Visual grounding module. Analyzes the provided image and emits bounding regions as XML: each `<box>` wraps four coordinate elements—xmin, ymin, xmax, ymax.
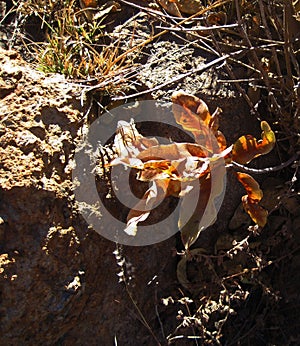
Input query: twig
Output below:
<box><xmin>283</xmin><ymin>4</ymin><xmax>295</xmax><ymax>93</ymax></box>
<box><xmin>258</xmin><ymin>0</ymin><xmax>284</xmax><ymax>88</ymax></box>
<box><xmin>234</xmin><ymin>0</ymin><xmax>283</xmax><ymax>116</ymax></box>
<box><xmin>154</xmin><ymin>287</ymin><xmax>165</xmax><ymax>340</ymax></box>
<box><xmin>111</xmin><ymin>51</ymin><xmax>244</xmax><ymax>101</ymax></box>
<box><xmin>156</xmin><ymin>23</ymin><xmax>239</xmax><ymax>32</ymax></box>
<box><xmin>228</xmin><ymin>57</ymin><xmax>260</xmax><ymax>74</ymax></box>
<box><xmin>178</xmin><ymin>288</ymin><xmax>200</xmax><ymax>346</ymax></box>
<box><xmin>180</xmin><ymin>32</ymin><xmax>221</xmax><ymax>56</ymax></box>
<box><xmin>222</xmin><ymin>244</ymin><xmax>300</xmax><ymax>283</ymax></box>
<box><xmin>168</xmin><ymin>335</ymin><xmax>206</xmax><ymax>342</ymax></box>
<box><xmin>118</xmin><ymin>0</ymin><xmax>204</xmax><ymax>21</ymax></box>
<box><xmin>209</xmin><ymin>32</ymin><xmax>262</xmax><ymax>120</ymax></box>
<box><xmin>217</xmin><ymin>78</ymin><xmax>261</xmax><ymax>83</ymax></box>
<box><xmin>229</xmin><ymin>153</ymin><xmax>299</xmax><ymax>174</ymax></box>
<box><xmin>111</xmin><ymin>0</ymin><xmax>234</xmax><ymax>68</ymax></box>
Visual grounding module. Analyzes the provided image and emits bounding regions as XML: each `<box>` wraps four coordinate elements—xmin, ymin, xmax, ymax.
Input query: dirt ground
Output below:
<box><xmin>1</xmin><ymin>1</ymin><xmax>300</xmax><ymax>345</ymax></box>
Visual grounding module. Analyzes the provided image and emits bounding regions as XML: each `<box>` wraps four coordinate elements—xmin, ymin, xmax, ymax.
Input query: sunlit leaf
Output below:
<box><xmin>172</xmin><ymin>91</ymin><xmax>225</xmax><ymax>153</ymax></box>
<box><xmin>236</xmin><ymin>172</ymin><xmax>263</xmax><ymax>202</ymax></box>
<box><xmin>232</xmin><ymin>121</ymin><xmax>276</xmax><ymax>164</ymax></box>
<box><xmin>236</xmin><ymin>172</ymin><xmax>268</xmax><ymax>227</ymax></box>
<box><xmin>124</xmin><ymin>178</ymin><xmax>181</xmax><ymax>235</ymax></box>
<box><xmin>137</xmin><ymin>157</ymin><xmax>210</xmax><ymax>182</ymax></box>
<box><xmin>172</xmin><ymin>90</ymin><xmax>212</xmax><ymax>127</ymax></box>
<box><xmin>125</xmin><ymin>180</ymin><xmax>166</xmax><ymax>235</ymax></box>
<box><xmin>180</xmin><ymin>159</ymin><xmax>226</xmax><ymax>249</ymax></box>
<box><xmin>114</xmin><ymin>120</ymin><xmax>159</xmax><ymax>158</ymax></box>
<box><xmin>241</xmin><ymin>195</ymin><xmax>268</xmax><ymax>228</ymax></box>
<box><xmin>138</xmin><ymin>142</ymin><xmax>207</xmax><ymax>161</ymax></box>
<box><xmin>108</xmin><ymin>156</ymin><xmax>144</xmax><ymax>169</ymax></box>
<box><xmin>137</xmin><ymin>143</ymin><xmax>229</xmax><ymax>183</ymax></box>
<box><xmin>215</xmin><ymin>130</ymin><xmax>227</xmax><ymax>151</ymax></box>
<box><xmin>138</xmin><ymin>160</ymin><xmax>177</xmax><ymax>181</ymax></box>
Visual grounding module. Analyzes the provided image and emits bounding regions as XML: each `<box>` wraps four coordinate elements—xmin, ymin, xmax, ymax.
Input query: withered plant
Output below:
<box><xmin>108</xmin><ymin>91</ymin><xmax>276</xmax><ymax>249</ymax></box>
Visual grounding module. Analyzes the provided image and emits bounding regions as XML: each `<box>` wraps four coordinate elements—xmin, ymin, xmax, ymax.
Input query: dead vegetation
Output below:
<box><xmin>1</xmin><ymin>0</ymin><xmax>300</xmax><ymax>345</ymax></box>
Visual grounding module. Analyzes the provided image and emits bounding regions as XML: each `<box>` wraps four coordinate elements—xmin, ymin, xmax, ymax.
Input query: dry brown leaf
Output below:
<box><xmin>110</xmin><ymin>117</ymin><xmax>229</xmax><ymax>241</ymax></box>
<box><xmin>125</xmin><ymin>180</ymin><xmax>168</xmax><ymax>236</ymax></box>
<box><xmin>137</xmin><ymin>142</ymin><xmax>207</xmax><ymax>161</ymax></box>
<box><xmin>113</xmin><ymin>120</ymin><xmax>159</xmax><ymax>159</ymax></box>
<box><xmin>236</xmin><ymin>172</ymin><xmax>268</xmax><ymax>228</ymax></box>
<box><xmin>180</xmin><ymin>174</ymin><xmax>212</xmax><ymax>249</ymax></box>
<box><xmin>172</xmin><ymin>91</ymin><xmax>211</xmax><ymax>128</ymax></box>
<box><xmin>172</xmin><ymin>91</ymin><xmax>226</xmax><ymax>153</ymax></box>
<box><xmin>215</xmin><ymin>130</ymin><xmax>227</xmax><ymax>151</ymax></box>
<box><xmin>236</xmin><ymin>172</ymin><xmax>263</xmax><ymax>202</ymax></box>
<box><xmin>232</xmin><ymin>121</ymin><xmax>276</xmax><ymax>164</ymax></box>
<box><xmin>241</xmin><ymin>196</ymin><xmax>268</xmax><ymax>228</ymax></box>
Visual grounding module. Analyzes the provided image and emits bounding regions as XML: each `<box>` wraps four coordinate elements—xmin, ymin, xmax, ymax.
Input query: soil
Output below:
<box><xmin>1</xmin><ymin>1</ymin><xmax>300</xmax><ymax>345</ymax></box>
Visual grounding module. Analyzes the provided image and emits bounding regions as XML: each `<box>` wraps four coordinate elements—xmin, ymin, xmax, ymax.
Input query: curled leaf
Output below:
<box><xmin>241</xmin><ymin>196</ymin><xmax>268</xmax><ymax>228</ymax></box>
<box><xmin>215</xmin><ymin>130</ymin><xmax>227</xmax><ymax>151</ymax></box>
<box><xmin>138</xmin><ymin>160</ymin><xmax>178</xmax><ymax>181</ymax></box>
<box><xmin>172</xmin><ymin>90</ymin><xmax>211</xmax><ymax>128</ymax></box>
<box><xmin>180</xmin><ymin>175</ymin><xmax>212</xmax><ymax>249</ymax></box>
<box><xmin>171</xmin><ymin>91</ymin><xmax>225</xmax><ymax>153</ymax></box>
<box><xmin>136</xmin><ymin>142</ymin><xmax>211</xmax><ymax>182</ymax></box>
<box><xmin>125</xmin><ymin>180</ymin><xmax>168</xmax><ymax>236</ymax></box>
<box><xmin>236</xmin><ymin>172</ymin><xmax>268</xmax><ymax>227</ymax></box>
<box><xmin>236</xmin><ymin>172</ymin><xmax>263</xmax><ymax>201</ymax></box>
<box><xmin>232</xmin><ymin>121</ymin><xmax>276</xmax><ymax>164</ymax></box>
<box><xmin>125</xmin><ymin>179</ymin><xmax>182</xmax><ymax>235</ymax></box>
<box><xmin>137</xmin><ymin>142</ymin><xmax>207</xmax><ymax>161</ymax></box>
<box><xmin>137</xmin><ymin>157</ymin><xmax>210</xmax><ymax>182</ymax></box>
<box><xmin>113</xmin><ymin>120</ymin><xmax>158</xmax><ymax>159</ymax></box>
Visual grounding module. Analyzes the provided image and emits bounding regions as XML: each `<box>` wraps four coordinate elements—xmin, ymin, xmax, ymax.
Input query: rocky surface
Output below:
<box><xmin>0</xmin><ymin>48</ymin><xmax>179</xmax><ymax>345</ymax></box>
<box><xmin>0</xmin><ymin>10</ymin><xmax>299</xmax><ymax>342</ymax></box>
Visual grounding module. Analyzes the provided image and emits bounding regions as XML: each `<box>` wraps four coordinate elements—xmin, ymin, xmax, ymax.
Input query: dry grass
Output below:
<box><xmin>15</xmin><ymin>0</ymin><xmax>143</xmax><ymax>91</ymax></box>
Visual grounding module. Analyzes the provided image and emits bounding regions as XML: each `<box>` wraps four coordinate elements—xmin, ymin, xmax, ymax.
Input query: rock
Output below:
<box><xmin>0</xmin><ymin>47</ymin><xmax>177</xmax><ymax>345</ymax></box>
